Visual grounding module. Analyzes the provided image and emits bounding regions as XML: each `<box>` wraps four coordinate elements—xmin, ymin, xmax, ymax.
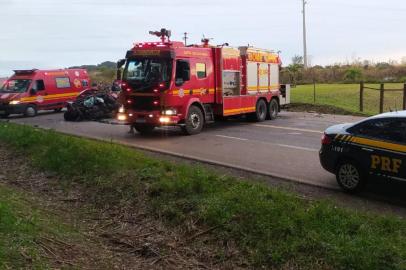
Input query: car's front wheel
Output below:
<box><xmin>24</xmin><ymin>105</ymin><xmax>37</xmax><ymax>117</ymax></box>
<box><xmin>336</xmin><ymin>160</ymin><xmax>366</xmax><ymax>193</ymax></box>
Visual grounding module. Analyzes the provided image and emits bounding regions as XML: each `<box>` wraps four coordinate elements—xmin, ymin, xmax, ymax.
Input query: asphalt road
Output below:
<box><xmin>7</xmin><ymin>110</ymin><xmax>364</xmax><ymax>190</ymax></box>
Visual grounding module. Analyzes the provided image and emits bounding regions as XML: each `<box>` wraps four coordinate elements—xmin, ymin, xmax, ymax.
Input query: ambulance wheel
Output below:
<box><xmin>24</xmin><ymin>105</ymin><xmax>37</xmax><ymax>117</ymax></box>
<box><xmin>248</xmin><ymin>99</ymin><xmax>267</xmax><ymax>122</ymax></box>
<box><xmin>336</xmin><ymin>160</ymin><xmax>367</xmax><ymax>193</ymax></box>
<box><xmin>268</xmin><ymin>99</ymin><xmax>279</xmax><ymax>120</ymax></box>
<box><xmin>134</xmin><ymin>124</ymin><xmax>155</xmax><ymax>135</ymax></box>
<box><xmin>182</xmin><ymin>105</ymin><xmax>204</xmax><ymax>135</ymax></box>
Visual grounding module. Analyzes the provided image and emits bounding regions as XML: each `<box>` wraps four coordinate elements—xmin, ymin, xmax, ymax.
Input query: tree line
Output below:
<box><xmin>281</xmin><ymin>55</ymin><xmax>406</xmax><ymax>85</ymax></box>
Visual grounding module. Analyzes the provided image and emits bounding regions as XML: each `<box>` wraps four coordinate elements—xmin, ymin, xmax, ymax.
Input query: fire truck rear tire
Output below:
<box><xmin>182</xmin><ymin>105</ymin><xmax>204</xmax><ymax>135</ymax></box>
<box><xmin>134</xmin><ymin>124</ymin><xmax>155</xmax><ymax>135</ymax></box>
<box><xmin>268</xmin><ymin>99</ymin><xmax>279</xmax><ymax>120</ymax></box>
<box><xmin>248</xmin><ymin>99</ymin><xmax>267</xmax><ymax>122</ymax></box>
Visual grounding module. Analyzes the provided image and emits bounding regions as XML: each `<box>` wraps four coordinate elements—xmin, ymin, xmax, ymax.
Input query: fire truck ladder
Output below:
<box><xmin>203</xmin><ymin>104</ymin><xmax>215</xmax><ymax>123</ymax></box>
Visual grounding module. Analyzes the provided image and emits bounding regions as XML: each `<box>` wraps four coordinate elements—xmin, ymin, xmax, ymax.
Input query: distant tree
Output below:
<box><xmin>344</xmin><ymin>67</ymin><xmax>363</xmax><ymax>82</ymax></box>
<box><xmin>292</xmin><ymin>55</ymin><xmax>304</xmax><ymax>65</ymax></box>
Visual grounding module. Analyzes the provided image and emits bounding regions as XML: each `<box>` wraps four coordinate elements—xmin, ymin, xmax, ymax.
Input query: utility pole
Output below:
<box><xmin>183</xmin><ymin>32</ymin><xmax>188</xmax><ymax>46</ymax></box>
<box><xmin>302</xmin><ymin>0</ymin><xmax>308</xmax><ymax>69</ymax></box>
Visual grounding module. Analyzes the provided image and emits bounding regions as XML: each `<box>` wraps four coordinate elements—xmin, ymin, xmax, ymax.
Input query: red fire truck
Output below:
<box><xmin>117</xmin><ymin>29</ymin><xmax>282</xmax><ymax>135</ymax></box>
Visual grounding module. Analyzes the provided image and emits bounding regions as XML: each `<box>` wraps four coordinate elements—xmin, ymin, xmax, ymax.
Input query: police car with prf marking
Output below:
<box><xmin>319</xmin><ymin>111</ymin><xmax>406</xmax><ymax>193</ymax></box>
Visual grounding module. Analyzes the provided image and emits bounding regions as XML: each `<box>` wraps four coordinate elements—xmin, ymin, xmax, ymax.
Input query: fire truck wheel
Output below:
<box><xmin>249</xmin><ymin>99</ymin><xmax>267</xmax><ymax>122</ymax></box>
<box><xmin>24</xmin><ymin>105</ymin><xmax>37</xmax><ymax>117</ymax></box>
<box><xmin>134</xmin><ymin>124</ymin><xmax>155</xmax><ymax>135</ymax></box>
<box><xmin>182</xmin><ymin>105</ymin><xmax>204</xmax><ymax>135</ymax></box>
<box><xmin>54</xmin><ymin>108</ymin><xmax>63</xmax><ymax>113</ymax></box>
<box><xmin>268</xmin><ymin>99</ymin><xmax>279</xmax><ymax>120</ymax></box>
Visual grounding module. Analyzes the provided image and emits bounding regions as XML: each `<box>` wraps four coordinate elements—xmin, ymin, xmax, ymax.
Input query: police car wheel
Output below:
<box><xmin>24</xmin><ymin>105</ymin><xmax>37</xmax><ymax>117</ymax></box>
<box><xmin>336</xmin><ymin>160</ymin><xmax>366</xmax><ymax>193</ymax></box>
<box><xmin>134</xmin><ymin>124</ymin><xmax>155</xmax><ymax>135</ymax></box>
<box><xmin>182</xmin><ymin>105</ymin><xmax>204</xmax><ymax>135</ymax></box>
<box><xmin>268</xmin><ymin>99</ymin><xmax>279</xmax><ymax>120</ymax></box>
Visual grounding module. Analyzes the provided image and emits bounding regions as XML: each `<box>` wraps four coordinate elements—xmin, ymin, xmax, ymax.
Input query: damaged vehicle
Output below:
<box><xmin>64</xmin><ymin>89</ymin><xmax>119</xmax><ymax>121</ymax></box>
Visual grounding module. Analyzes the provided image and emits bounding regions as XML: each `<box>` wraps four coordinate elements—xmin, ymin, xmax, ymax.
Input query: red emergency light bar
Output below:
<box><xmin>13</xmin><ymin>69</ymin><xmax>38</xmax><ymax>75</ymax></box>
<box><xmin>134</xmin><ymin>42</ymin><xmax>171</xmax><ymax>48</ymax></box>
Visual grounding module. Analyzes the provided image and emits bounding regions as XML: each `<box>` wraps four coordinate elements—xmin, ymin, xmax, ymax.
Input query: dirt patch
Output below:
<box><xmin>285</xmin><ymin>103</ymin><xmax>368</xmax><ymax>117</ymax></box>
<box><xmin>0</xmin><ymin>144</ymin><xmax>246</xmax><ymax>269</ymax></box>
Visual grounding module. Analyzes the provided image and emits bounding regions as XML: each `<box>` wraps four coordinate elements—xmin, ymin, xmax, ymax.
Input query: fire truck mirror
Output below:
<box><xmin>117</xmin><ymin>59</ymin><xmax>126</xmax><ymax>68</ymax></box>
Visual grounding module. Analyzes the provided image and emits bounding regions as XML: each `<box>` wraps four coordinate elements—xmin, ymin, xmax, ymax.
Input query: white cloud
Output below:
<box><xmin>0</xmin><ymin>0</ymin><xmax>405</xmax><ymax>75</ymax></box>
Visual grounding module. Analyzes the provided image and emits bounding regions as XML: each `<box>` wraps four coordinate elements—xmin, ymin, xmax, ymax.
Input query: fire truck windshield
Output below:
<box><xmin>123</xmin><ymin>58</ymin><xmax>172</xmax><ymax>89</ymax></box>
<box><xmin>0</xmin><ymin>79</ymin><xmax>32</xmax><ymax>93</ymax></box>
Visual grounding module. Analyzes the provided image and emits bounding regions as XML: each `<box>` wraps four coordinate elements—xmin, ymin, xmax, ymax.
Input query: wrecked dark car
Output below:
<box><xmin>64</xmin><ymin>89</ymin><xmax>119</xmax><ymax>121</ymax></box>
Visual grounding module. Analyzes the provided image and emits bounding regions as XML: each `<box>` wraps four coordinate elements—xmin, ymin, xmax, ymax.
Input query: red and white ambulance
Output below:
<box><xmin>0</xmin><ymin>69</ymin><xmax>90</xmax><ymax>117</ymax></box>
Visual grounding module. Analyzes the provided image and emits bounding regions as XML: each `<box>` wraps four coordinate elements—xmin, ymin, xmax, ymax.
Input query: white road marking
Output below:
<box><xmin>214</xmin><ymin>134</ymin><xmax>318</xmax><ymax>152</ymax></box>
<box><xmin>287</xmin><ymin>132</ymin><xmax>302</xmax><ymax>135</ymax></box>
<box><xmin>215</xmin><ymin>135</ymin><xmax>248</xmax><ymax>141</ymax></box>
<box><xmin>276</xmin><ymin>144</ymin><xmax>319</xmax><ymax>152</ymax></box>
<box><xmin>254</xmin><ymin>124</ymin><xmax>323</xmax><ymax>134</ymax></box>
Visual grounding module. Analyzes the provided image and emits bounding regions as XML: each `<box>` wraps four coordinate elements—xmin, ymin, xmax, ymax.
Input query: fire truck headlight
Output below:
<box><xmin>118</xmin><ymin>106</ymin><xmax>125</xmax><ymax>113</ymax></box>
<box><xmin>159</xmin><ymin>117</ymin><xmax>171</xmax><ymax>123</ymax></box>
<box><xmin>9</xmin><ymin>100</ymin><xmax>20</xmax><ymax>105</ymax></box>
<box><xmin>117</xmin><ymin>113</ymin><xmax>127</xmax><ymax>121</ymax></box>
<box><xmin>162</xmin><ymin>108</ymin><xmax>177</xmax><ymax>115</ymax></box>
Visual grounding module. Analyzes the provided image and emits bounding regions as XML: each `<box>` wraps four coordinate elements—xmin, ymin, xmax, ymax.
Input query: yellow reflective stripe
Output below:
<box><xmin>224</xmin><ymin>106</ymin><xmax>255</xmax><ymax>115</ymax></box>
<box><xmin>172</xmin><ymin>88</ymin><xmax>215</xmax><ymax>96</ymax></box>
<box><xmin>20</xmin><ymin>92</ymin><xmax>78</xmax><ymax>102</ymax></box>
<box><xmin>352</xmin><ymin>137</ymin><xmax>406</xmax><ymax>153</ymax></box>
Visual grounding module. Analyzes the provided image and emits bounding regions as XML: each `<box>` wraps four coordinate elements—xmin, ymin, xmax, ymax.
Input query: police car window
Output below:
<box><xmin>351</xmin><ymin>118</ymin><xmax>406</xmax><ymax>144</ymax></box>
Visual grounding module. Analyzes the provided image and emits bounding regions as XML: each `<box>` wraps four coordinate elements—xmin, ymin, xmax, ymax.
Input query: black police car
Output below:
<box><xmin>319</xmin><ymin>111</ymin><xmax>406</xmax><ymax>193</ymax></box>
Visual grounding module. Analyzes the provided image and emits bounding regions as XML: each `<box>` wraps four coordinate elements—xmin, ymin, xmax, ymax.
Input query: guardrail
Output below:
<box><xmin>359</xmin><ymin>82</ymin><xmax>406</xmax><ymax>113</ymax></box>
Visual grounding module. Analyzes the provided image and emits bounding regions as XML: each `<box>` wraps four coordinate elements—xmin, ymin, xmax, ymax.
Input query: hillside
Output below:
<box><xmin>70</xmin><ymin>61</ymin><xmax>117</xmax><ymax>83</ymax></box>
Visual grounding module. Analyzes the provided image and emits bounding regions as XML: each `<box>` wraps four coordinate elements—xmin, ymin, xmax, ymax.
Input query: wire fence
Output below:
<box><xmin>360</xmin><ymin>82</ymin><xmax>406</xmax><ymax>113</ymax></box>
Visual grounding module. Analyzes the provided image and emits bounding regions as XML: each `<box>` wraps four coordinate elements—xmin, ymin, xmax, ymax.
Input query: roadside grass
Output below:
<box><xmin>0</xmin><ymin>123</ymin><xmax>406</xmax><ymax>269</ymax></box>
<box><xmin>292</xmin><ymin>83</ymin><xmax>404</xmax><ymax>116</ymax></box>
<box><xmin>0</xmin><ymin>184</ymin><xmax>80</xmax><ymax>269</ymax></box>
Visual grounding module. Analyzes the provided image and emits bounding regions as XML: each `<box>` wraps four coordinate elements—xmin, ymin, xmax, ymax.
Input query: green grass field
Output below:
<box><xmin>0</xmin><ymin>123</ymin><xmax>406</xmax><ymax>269</ymax></box>
<box><xmin>291</xmin><ymin>83</ymin><xmax>405</xmax><ymax>115</ymax></box>
<box><xmin>0</xmin><ymin>184</ymin><xmax>83</xmax><ymax>269</ymax></box>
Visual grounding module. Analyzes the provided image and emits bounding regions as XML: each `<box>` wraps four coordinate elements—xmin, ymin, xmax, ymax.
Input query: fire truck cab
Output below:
<box><xmin>118</xmin><ymin>29</ymin><xmax>282</xmax><ymax>135</ymax></box>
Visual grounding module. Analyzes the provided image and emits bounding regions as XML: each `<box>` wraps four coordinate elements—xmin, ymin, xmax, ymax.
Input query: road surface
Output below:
<box><xmin>7</xmin><ymin>111</ymin><xmax>364</xmax><ymax>189</ymax></box>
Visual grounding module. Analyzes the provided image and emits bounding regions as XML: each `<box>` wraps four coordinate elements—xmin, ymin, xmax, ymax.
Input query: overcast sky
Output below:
<box><xmin>0</xmin><ymin>0</ymin><xmax>405</xmax><ymax>76</ymax></box>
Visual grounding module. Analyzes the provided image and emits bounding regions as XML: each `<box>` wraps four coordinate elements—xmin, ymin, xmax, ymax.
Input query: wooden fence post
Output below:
<box><xmin>379</xmin><ymin>83</ymin><xmax>384</xmax><ymax>113</ymax></box>
<box><xmin>359</xmin><ymin>81</ymin><xmax>364</xmax><ymax>112</ymax></box>
<box><xmin>403</xmin><ymin>83</ymin><xmax>406</xmax><ymax>110</ymax></box>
